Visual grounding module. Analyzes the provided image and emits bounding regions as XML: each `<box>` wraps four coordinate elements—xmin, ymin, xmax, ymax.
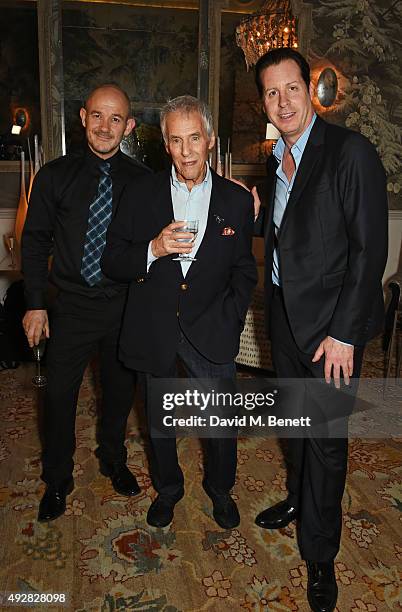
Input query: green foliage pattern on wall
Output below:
<box><xmin>62</xmin><ymin>3</ymin><xmax>198</xmax><ymax>164</ymax></box>
<box><xmin>311</xmin><ymin>0</ymin><xmax>402</xmax><ymax>210</ymax></box>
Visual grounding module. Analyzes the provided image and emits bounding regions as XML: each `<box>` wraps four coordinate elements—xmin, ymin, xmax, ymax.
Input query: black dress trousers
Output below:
<box><xmin>41</xmin><ymin>291</ymin><xmax>135</xmax><ymax>485</ymax></box>
<box><xmin>269</xmin><ymin>286</ymin><xmax>364</xmax><ymax>562</ymax></box>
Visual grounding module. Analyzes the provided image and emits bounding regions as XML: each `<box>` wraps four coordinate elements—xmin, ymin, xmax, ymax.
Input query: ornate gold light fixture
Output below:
<box><xmin>236</xmin><ymin>0</ymin><xmax>298</xmax><ymax>70</ymax></box>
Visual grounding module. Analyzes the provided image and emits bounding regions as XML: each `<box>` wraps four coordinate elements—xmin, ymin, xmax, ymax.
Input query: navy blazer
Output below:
<box><xmin>101</xmin><ymin>168</ymin><xmax>257</xmax><ymax>375</ymax></box>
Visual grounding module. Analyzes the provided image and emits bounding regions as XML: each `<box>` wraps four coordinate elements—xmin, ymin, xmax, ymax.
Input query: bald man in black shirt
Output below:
<box><xmin>22</xmin><ymin>84</ymin><xmax>150</xmax><ymax>521</ymax></box>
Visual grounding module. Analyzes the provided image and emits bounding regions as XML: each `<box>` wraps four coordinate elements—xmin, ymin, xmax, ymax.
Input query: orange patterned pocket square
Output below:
<box><xmin>221</xmin><ymin>227</ymin><xmax>235</xmax><ymax>236</ymax></box>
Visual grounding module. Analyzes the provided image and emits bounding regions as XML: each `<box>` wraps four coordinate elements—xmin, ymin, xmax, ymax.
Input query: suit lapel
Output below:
<box><xmin>150</xmin><ymin>170</ymin><xmax>185</xmax><ymax>278</ymax></box>
<box><xmin>150</xmin><ymin>170</ymin><xmax>174</xmax><ymax>229</ymax></box>
<box><xmin>277</xmin><ymin>117</ymin><xmax>325</xmax><ymax>240</ymax></box>
<box><xmin>265</xmin><ymin>155</ymin><xmax>278</xmax><ymax>247</ymax></box>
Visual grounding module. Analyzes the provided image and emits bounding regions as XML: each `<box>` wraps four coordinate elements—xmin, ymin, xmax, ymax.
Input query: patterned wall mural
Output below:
<box><xmin>62</xmin><ymin>1</ymin><xmax>199</xmax><ymax>169</ymax></box>
<box><xmin>310</xmin><ymin>0</ymin><xmax>402</xmax><ymax>210</ymax></box>
<box><xmin>220</xmin><ymin>0</ymin><xmax>402</xmax><ymax>210</ymax></box>
<box><xmin>0</xmin><ymin>1</ymin><xmax>400</xmax><ymax>209</ymax></box>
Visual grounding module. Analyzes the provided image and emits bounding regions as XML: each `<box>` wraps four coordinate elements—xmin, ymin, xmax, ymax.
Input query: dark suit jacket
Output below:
<box><xmin>257</xmin><ymin>116</ymin><xmax>388</xmax><ymax>352</ymax></box>
<box><xmin>101</xmin><ymin>168</ymin><xmax>257</xmax><ymax>375</ymax></box>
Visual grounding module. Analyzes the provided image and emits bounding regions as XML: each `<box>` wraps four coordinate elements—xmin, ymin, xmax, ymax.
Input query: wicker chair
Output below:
<box><xmin>236</xmin><ymin>288</ymin><xmax>272</xmax><ymax>371</ymax></box>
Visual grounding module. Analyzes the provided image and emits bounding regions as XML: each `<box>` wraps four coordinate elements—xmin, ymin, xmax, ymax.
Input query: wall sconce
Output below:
<box><xmin>317</xmin><ymin>68</ymin><xmax>338</xmax><ymax>108</ymax></box>
<box><xmin>11</xmin><ymin>108</ymin><xmax>29</xmax><ymax>135</ymax></box>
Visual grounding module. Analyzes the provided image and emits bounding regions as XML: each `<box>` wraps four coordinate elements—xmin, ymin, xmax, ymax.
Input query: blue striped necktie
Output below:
<box><xmin>81</xmin><ymin>161</ymin><xmax>113</xmax><ymax>286</ymax></box>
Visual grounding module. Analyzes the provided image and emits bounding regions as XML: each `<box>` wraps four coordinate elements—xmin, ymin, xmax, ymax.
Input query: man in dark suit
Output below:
<box><xmin>22</xmin><ymin>84</ymin><xmax>150</xmax><ymax>522</ymax></box>
<box><xmin>102</xmin><ymin>95</ymin><xmax>257</xmax><ymax>530</ymax></box>
<box><xmin>252</xmin><ymin>49</ymin><xmax>388</xmax><ymax>612</ymax></box>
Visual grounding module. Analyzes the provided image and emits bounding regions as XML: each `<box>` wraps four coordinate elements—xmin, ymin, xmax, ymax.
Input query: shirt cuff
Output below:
<box><xmin>329</xmin><ymin>336</ymin><xmax>353</xmax><ymax>347</ymax></box>
<box><xmin>147</xmin><ymin>241</ymin><xmax>158</xmax><ymax>272</ymax></box>
<box><xmin>24</xmin><ymin>290</ymin><xmax>46</xmax><ymax>311</ymax></box>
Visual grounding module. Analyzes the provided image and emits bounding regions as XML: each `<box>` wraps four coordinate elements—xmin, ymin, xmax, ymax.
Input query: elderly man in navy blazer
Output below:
<box><xmin>102</xmin><ymin>95</ymin><xmax>257</xmax><ymax>531</ymax></box>
<box><xmin>252</xmin><ymin>48</ymin><xmax>388</xmax><ymax>612</ymax></box>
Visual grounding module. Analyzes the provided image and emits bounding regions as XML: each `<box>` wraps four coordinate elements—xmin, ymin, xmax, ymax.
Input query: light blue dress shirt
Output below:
<box><xmin>147</xmin><ymin>163</ymin><xmax>212</xmax><ymax>277</ymax></box>
<box><xmin>272</xmin><ymin>114</ymin><xmax>317</xmax><ymax>286</ymax></box>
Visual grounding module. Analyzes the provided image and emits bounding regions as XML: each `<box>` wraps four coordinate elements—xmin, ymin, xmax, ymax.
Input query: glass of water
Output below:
<box><xmin>172</xmin><ymin>220</ymin><xmax>199</xmax><ymax>261</ymax></box>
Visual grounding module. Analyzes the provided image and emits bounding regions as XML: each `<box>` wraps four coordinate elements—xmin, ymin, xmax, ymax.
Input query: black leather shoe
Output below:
<box><xmin>307</xmin><ymin>561</ymin><xmax>338</xmax><ymax>612</ymax></box>
<box><xmin>255</xmin><ymin>499</ymin><xmax>297</xmax><ymax>529</ymax></box>
<box><xmin>146</xmin><ymin>494</ymin><xmax>182</xmax><ymax>528</ymax></box>
<box><xmin>203</xmin><ymin>480</ymin><xmax>240</xmax><ymax>529</ymax></box>
<box><xmin>37</xmin><ymin>479</ymin><xmax>74</xmax><ymax>522</ymax></box>
<box><xmin>99</xmin><ymin>462</ymin><xmax>141</xmax><ymax>496</ymax></box>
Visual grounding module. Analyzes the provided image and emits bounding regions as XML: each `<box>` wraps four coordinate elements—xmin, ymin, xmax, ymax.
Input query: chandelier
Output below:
<box><xmin>236</xmin><ymin>0</ymin><xmax>298</xmax><ymax>70</ymax></box>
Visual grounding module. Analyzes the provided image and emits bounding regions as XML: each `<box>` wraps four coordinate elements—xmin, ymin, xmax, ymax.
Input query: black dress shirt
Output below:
<box><xmin>22</xmin><ymin>147</ymin><xmax>150</xmax><ymax>309</ymax></box>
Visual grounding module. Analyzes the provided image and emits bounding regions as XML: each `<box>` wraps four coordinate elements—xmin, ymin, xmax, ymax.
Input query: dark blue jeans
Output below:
<box><xmin>146</xmin><ymin>331</ymin><xmax>237</xmax><ymax>499</ymax></box>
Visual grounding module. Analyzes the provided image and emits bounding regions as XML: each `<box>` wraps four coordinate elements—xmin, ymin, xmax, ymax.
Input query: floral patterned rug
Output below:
<box><xmin>0</xmin><ymin>336</ymin><xmax>400</xmax><ymax>611</ymax></box>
